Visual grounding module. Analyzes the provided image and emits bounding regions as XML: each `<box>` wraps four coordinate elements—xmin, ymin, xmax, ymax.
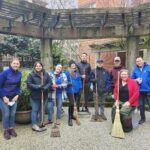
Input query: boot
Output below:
<box><xmin>68</xmin><ymin>117</ymin><xmax>73</xmax><ymax>126</ymax></box>
<box><xmin>100</xmin><ymin>113</ymin><xmax>107</xmax><ymax>120</ymax></box>
<box><xmin>4</xmin><ymin>129</ymin><xmax>11</xmax><ymax>140</ymax></box>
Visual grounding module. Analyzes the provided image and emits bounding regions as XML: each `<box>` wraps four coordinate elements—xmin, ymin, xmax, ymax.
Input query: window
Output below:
<box><xmin>81</xmin><ymin>2</ymin><xmax>96</xmax><ymax>8</ymax></box>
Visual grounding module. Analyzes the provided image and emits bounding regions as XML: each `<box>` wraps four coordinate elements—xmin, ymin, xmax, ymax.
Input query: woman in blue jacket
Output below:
<box><xmin>0</xmin><ymin>58</ymin><xmax>21</xmax><ymax>140</ymax></box>
<box><xmin>65</xmin><ymin>60</ymin><xmax>82</xmax><ymax>126</ymax></box>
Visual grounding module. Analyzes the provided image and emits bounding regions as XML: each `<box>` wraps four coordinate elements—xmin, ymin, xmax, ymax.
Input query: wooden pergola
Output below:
<box><xmin>0</xmin><ymin>0</ymin><xmax>150</xmax><ymax>71</ymax></box>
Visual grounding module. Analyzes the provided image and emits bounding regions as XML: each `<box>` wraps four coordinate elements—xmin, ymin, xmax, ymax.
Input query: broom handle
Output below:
<box><xmin>117</xmin><ymin>71</ymin><xmax>120</xmax><ymax>109</ymax></box>
<box><xmin>41</xmin><ymin>72</ymin><xmax>44</xmax><ymax>126</ymax></box>
<box><xmin>69</xmin><ymin>72</ymin><xmax>80</xmax><ymax>124</ymax></box>
<box><xmin>81</xmin><ymin>68</ymin><xmax>85</xmax><ymax>110</ymax></box>
<box><xmin>52</xmin><ymin>75</ymin><xmax>57</xmax><ymax>125</ymax></box>
<box><xmin>95</xmin><ymin>57</ymin><xmax>99</xmax><ymax>114</ymax></box>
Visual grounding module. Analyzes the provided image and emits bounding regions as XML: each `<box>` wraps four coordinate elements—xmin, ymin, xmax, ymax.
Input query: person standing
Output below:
<box><xmin>65</xmin><ymin>60</ymin><xmax>82</xmax><ymax>126</ymax></box>
<box><xmin>77</xmin><ymin>52</ymin><xmax>91</xmax><ymax>112</ymax></box>
<box><xmin>47</xmin><ymin>64</ymin><xmax>67</xmax><ymax>125</ymax></box>
<box><xmin>131</xmin><ymin>57</ymin><xmax>150</xmax><ymax>124</ymax></box>
<box><xmin>26</xmin><ymin>62</ymin><xmax>52</xmax><ymax>131</ymax></box>
<box><xmin>90</xmin><ymin>58</ymin><xmax>110</xmax><ymax>120</ymax></box>
<box><xmin>0</xmin><ymin>58</ymin><xmax>21</xmax><ymax>140</ymax></box>
<box><xmin>110</xmin><ymin>56</ymin><xmax>124</xmax><ymax>93</ymax></box>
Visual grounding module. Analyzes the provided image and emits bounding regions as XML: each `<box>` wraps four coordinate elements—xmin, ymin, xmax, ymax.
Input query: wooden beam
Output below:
<box><xmin>0</xmin><ymin>17</ymin><xmax>150</xmax><ymax>39</ymax></box>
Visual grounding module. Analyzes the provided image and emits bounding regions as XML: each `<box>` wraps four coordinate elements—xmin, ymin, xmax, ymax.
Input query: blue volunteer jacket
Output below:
<box><xmin>131</xmin><ymin>62</ymin><xmax>150</xmax><ymax>92</ymax></box>
<box><xmin>65</xmin><ymin>70</ymin><xmax>82</xmax><ymax>94</ymax></box>
<box><xmin>0</xmin><ymin>67</ymin><xmax>22</xmax><ymax>99</ymax></box>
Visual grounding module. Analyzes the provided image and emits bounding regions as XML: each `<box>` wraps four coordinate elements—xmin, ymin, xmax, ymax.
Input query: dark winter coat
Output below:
<box><xmin>90</xmin><ymin>67</ymin><xmax>110</xmax><ymax>93</ymax></box>
<box><xmin>26</xmin><ymin>71</ymin><xmax>52</xmax><ymax>100</ymax></box>
<box><xmin>77</xmin><ymin>61</ymin><xmax>91</xmax><ymax>83</ymax></box>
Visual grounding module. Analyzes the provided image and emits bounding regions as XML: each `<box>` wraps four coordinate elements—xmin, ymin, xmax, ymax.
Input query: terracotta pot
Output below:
<box><xmin>15</xmin><ymin>110</ymin><xmax>32</xmax><ymax>124</ymax></box>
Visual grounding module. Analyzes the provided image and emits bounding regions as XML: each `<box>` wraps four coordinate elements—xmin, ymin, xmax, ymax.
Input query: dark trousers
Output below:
<box><xmin>79</xmin><ymin>82</ymin><xmax>90</xmax><ymax>108</ymax></box>
<box><xmin>67</xmin><ymin>93</ymin><xmax>80</xmax><ymax>118</ymax></box>
<box><xmin>111</xmin><ymin>103</ymin><xmax>135</xmax><ymax>132</ymax></box>
<box><xmin>139</xmin><ymin>92</ymin><xmax>150</xmax><ymax>121</ymax></box>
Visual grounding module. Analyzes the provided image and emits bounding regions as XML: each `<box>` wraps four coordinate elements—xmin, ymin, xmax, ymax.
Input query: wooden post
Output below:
<box><xmin>126</xmin><ymin>36</ymin><xmax>139</xmax><ymax>73</ymax></box>
<box><xmin>40</xmin><ymin>38</ymin><xmax>53</xmax><ymax>71</ymax></box>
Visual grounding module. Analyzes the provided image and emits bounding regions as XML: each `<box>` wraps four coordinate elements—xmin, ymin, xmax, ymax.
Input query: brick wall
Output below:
<box><xmin>78</xmin><ymin>0</ymin><xmax>122</xmax><ymax>70</ymax></box>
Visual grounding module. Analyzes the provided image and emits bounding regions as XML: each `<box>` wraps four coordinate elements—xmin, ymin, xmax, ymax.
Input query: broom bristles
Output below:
<box><xmin>50</xmin><ymin>124</ymin><xmax>60</xmax><ymax>137</ymax></box>
<box><xmin>111</xmin><ymin>108</ymin><xmax>125</xmax><ymax>139</ymax></box>
<box><xmin>74</xmin><ymin>104</ymin><xmax>81</xmax><ymax>126</ymax></box>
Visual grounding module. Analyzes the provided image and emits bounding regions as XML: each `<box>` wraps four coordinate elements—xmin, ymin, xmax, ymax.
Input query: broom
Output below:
<box><xmin>50</xmin><ymin>75</ymin><xmax>60</xmax><ymax>137</ymax></box>
<box><xmin>39</xmin><ymin>72</ymin><xmax>47</xmax><ymax>131</ymax></box>
<box><xmin>81</xmin><ymin>68</ymin><xmax>85</xmax><ymax>112</ymax></box>
<box><xmin>91</xmin><ymin>58</ymin><xmax>103</xmax><ymax>122</ymax></box>
<box><xmin>111</xmin><ymin>72</ymin><xmax>125</xmax><ymax>139</ymax></box>
<box><xmin>69</xmin><ymin>72</ymin><xmax>81</xmax><ymax>126</ymax></box>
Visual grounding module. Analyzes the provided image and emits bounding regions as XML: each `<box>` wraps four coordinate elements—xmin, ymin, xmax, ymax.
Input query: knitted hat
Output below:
<box><xmin>68</xmin><ymin>60</ymin><xmax>76</xmax><ymax>67</ymax></box>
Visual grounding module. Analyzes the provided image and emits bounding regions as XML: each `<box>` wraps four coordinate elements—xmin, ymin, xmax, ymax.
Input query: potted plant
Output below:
<box><xmin>15</xmin><ymin>70</ymin><xmax>32</xmax><ymax>124</ymax></box>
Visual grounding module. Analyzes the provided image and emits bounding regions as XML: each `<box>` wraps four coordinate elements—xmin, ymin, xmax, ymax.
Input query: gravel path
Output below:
<box><xmin>0</xmin><ymin>108</ymin><xmax>150</xmax><ymax>150</ymax></box>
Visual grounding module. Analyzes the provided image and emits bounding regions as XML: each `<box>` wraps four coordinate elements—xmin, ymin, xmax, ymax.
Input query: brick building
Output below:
<box><xmin>78</xmin><ymin>0</ymin><xmax>150</xmax><ymax>69</ymax></box>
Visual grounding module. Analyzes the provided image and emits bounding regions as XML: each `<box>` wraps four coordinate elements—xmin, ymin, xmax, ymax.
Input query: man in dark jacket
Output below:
<box><xmin>110</xmin><ymin>56</ymin><xmax>124</xmax><ymax>93</ymax></box>
<box><xmin>90</xmin><ymin>58</ymin><xmax>110</xmax><ymax>120</ymax></box>
<box><xmin>77</xmin><ymin>53</ymin><xmax>91</xmax><ymax>112</ymax></box>
<box><xmin>132</xmin><ymin>57</ymin><xmax>150</xmax><ymax>124</ymax></box>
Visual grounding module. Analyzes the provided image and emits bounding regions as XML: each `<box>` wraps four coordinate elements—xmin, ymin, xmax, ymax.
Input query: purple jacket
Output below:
<box><xmin>0</xmin><ymin>67</ymin><xmax>22</xmax><ymax>99</ymax></box>
<box><xmin>109</xmin><ymin>65</ymin><xmax>124</xmax><ymax>88</ymax></box>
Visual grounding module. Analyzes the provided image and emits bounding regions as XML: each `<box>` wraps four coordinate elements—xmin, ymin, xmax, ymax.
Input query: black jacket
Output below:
<box><xmin>26</xmin><ymin>71</ymin><xmax>52</xmax><ymax>100</ymax></box>
<box><xmin>77</xmin><ymin>61</ymin><xmax>91</xmax><ymax>83</ymax></box>
<box><xmin>90</xmin><ymin>67</ymin><xmax>110</xmax><ymax>93</ymax></box>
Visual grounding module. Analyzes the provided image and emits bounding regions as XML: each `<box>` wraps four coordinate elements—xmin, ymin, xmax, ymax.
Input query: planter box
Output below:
<box><xmin>15</xmin><ymin>110</ymin><xmax>32</xmax><ymax>124</ymax></box>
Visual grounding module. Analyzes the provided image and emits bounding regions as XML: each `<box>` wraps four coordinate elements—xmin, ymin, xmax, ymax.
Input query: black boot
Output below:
<box><xmin>68</xmin><ymin>106</ymin><xmax>73</xmax><ymax>126</ymax></box>
<box><xmin>68</xmin><ymin>117</ymin><xmax>73</xmax><ymax>126</ymax></box>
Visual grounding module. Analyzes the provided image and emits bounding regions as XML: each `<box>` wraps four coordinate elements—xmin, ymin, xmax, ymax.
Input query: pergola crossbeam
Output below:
<box><xmin>0</xmin><ymin>0</ymin><xmax>150</xmax><ymax>39</ymax></box>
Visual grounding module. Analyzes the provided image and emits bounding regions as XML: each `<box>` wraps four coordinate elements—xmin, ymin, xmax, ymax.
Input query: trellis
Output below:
<box><xmin>0</xmin><ymin>0</ymin><xmax>150</xmax><ymax>71</ymax></box>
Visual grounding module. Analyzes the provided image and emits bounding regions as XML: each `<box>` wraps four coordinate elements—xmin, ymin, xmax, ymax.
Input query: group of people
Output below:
<box><xmin>0</xmin><ymin>53</ymin><xmax>150</xmax><ymax>140</ymax></box>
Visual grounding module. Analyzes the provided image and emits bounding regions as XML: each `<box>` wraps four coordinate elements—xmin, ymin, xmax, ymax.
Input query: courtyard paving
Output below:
<box><xmin>0</xmin><ymin>108</ymin><xmax>150</xmax><ymax>150</ymax></box>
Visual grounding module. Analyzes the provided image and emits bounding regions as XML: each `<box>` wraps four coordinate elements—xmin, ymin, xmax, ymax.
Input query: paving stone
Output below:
<box><xmin>0</xmin><ymin>108</ymin><xmax>150</xmax><ymax>150</ymax></box>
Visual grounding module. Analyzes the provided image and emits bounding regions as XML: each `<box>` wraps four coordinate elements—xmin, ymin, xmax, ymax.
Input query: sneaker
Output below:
<box><xmin>85</xmin><ymin>107</ymin><xmax>89</xmax><ymax>112</ymax></box>
<box><xmin>56</xmin><ymin>119</ymin><xmax>61</xmax><ymax>125</ymax></box>
<box><xmin>100</xmin><ymin>114</ymin><xmax>107</xmax><ymax>120</ymax></box>
<box><xmin>139</xmin><ymin>120</ymin><xmax>145</xmax><ymax>125</ymax></box>
<box><xmin>45</xmin><ymin>120</ymin><xmax>53</xmax><ymax>125</ymax></box>
<box><xmin>77</xmin><ymin>107</ymin><xmax>80</xmax><ymax>112</ymax></box>
<box><xmin>9</xmin><ymin>129</ymin><xmax>17</xmax><ymax>137</ymax></box>
<box><xmin>32</xmin><ymin>125</ymin><xmax>46</xmax><ymax>132</ymax></box>
<box><xmin>4</xmin><ymin>130</ymin><xmax>11</xmax><ymax>140</ymax></box>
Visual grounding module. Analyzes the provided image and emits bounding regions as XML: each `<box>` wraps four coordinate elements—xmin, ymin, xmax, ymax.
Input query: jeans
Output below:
<box><xmin>139</xmin><ymin>92</ymin><xmax>150</xmax><ymax>121</ymax></box>
<box><xmin>30</xmin><ymin>98</ymin><xmax>47</xmax><ymax>125</ymax></box>
<box><xmin>0</xmin><ymin>98</ymin><xmax>17</xmax><ymax>129</ymax></box>
<box><xmin>47</xmin><ymin>92</ymin><xmax>62</xmax><ymax>120</ymax></box>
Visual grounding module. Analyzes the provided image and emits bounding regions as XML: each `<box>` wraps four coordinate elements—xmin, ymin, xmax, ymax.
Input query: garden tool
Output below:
<box><xmin>111</xmin><ymin>72</ymin><xmax>125</xmax><ymax>139</ymax></box>
<box><xmin>50</xmin><ymin>75</ymin><xmax>60</xmax><ymax>137</ymax></box>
